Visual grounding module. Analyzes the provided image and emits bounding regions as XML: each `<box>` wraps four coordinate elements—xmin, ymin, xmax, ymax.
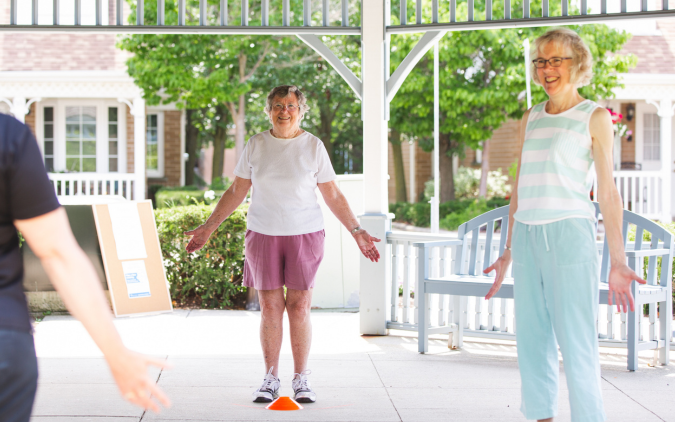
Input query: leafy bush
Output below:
<box><xmin>155</xmin><ymin>179</ymin><xmax>233</xmax><ymax>208</ymax></box>
<box><xmin>390</xmin><ymin>197</ymin><xmax>509</xmax><ymax>228</ymax></box>
<box><xmin>453</xmin><ymin>167</ymin><xmax>512</xmax><ymax>199</ymax></box>
<box><xmin>155</xmin><ymin>186</ymin><xmax>225</xmax><ymax>209</ymax></box>
<box><xmin>626</xmin><ymin>221</ymin><xmax>675</xmax><ymax>312</ymax></box>
<box><xmin>155</xmin><ymin>203</ymin><xmax>248</xmax><ymax>309</ymax></box>
<box><xmin>440</xmin><ymin>199</ymin><xmax>494</xmax><ymax>231</ymax></box>
<box><xmin>508</xmin><ymin>160</ymin><xmax>519</xmax><ymax>181</ymax></box>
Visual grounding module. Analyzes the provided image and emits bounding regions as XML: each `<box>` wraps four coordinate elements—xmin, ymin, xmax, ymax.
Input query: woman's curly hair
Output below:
<box><xmin>264</xmin><ymin>85</ymin><xmax>310</xmax><ymax>122</ymax></box>
<box><xmin>531</xmin><ymin>28</ymin><xmax>594</xmax><ymax>88</ymax></box>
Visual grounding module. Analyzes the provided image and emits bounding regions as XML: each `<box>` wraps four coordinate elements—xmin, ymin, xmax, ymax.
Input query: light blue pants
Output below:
<box><xmin>512</xmin><ymin>219</ymin><xmax>606</xmax><ymax>422</ymax></box>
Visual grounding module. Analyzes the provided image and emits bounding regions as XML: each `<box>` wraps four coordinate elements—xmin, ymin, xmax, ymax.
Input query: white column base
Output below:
<box><xmin>358</xmin><ymin>213</ymin><xmax>392</xmax><ymax>335</ymax></box>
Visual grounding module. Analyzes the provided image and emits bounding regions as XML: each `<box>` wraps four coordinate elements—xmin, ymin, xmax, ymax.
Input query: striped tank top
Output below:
<box><xmin>513</xmin><ymin>99</ymin><xmax>599</xmax><ymax>225</ymax></box>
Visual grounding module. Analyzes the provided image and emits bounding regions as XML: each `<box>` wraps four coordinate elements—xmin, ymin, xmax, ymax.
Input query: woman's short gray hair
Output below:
<box><xmin>531</xmin><ymin>28</ymin><xmax>594</xmax><ymax>88</ymax></box>
<box><xmin>264</xmin><ymin>85</ymin><xmax>310</xmax><ymax>122</ymax></box>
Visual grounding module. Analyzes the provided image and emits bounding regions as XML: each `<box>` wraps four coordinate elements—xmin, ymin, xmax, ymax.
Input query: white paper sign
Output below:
<box><xmin>108</xmin><ymin>203</ymin><xmax>148</xmax><ymax>261</ymax></box>
<box><xmin>121</xmin><ymin>260</ymin><xmax>152</xmax><ymax>299</ymax></box>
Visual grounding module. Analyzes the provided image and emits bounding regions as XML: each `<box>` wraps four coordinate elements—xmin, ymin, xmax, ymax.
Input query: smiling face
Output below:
<box><xmin>270</xmin><ymin>93</ymin><xmax>301</xmax><ymax>136</ymax></box>
<box><xmin>536</xmin><ymin>41</ymin><xmax>576</xmax><ymax>98</ymax></box>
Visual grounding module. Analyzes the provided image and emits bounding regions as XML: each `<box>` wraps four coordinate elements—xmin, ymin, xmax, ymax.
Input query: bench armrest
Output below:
<box><xmin>412</xmin><ymin>240</ymin><xmax>463</xmax><ymax>248</ymax></box>
<box><xmin>625</xmin><ymin>248</ymin><xmax>671</xmax><ymax>258</ymax></box>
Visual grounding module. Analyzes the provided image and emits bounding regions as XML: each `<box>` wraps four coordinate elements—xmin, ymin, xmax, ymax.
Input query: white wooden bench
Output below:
<box><xmin>415</xmin><ymin>203</ymin><xmax>673</xmax><ymax>371</ymax></box>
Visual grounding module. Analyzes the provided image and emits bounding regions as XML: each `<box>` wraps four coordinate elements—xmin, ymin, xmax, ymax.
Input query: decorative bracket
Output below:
<box><xmin>118</xmin><ymin>97</ymin><xmax>146</xmax><ymax>118</ymax></box>
<box><xmin>0</xmin><ymin>97</ymin><xmax>41</xmax><ymax>123</ymax></box>
<box><xmin>296</xmin><ymin>34</ymin><xmax>362</xmax><ymax>101</ymax></box>
<box><xmin>646</xmin><ymin>99</ymin><xmax>675</xmax><ymax>118</ymax></box>
<box><xmin>386</xmin><ymin>30</ymin><xmax>446</xmax><ymax>103</ymax></box>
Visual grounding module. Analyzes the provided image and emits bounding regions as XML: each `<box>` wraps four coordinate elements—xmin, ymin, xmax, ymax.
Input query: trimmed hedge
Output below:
<box><xmin>155</xmin><ymin>203</ymin><xmax>248</xmax><ymax>308</ymax></box>
<box><xmin>155</xmin><ymin>186</ymin><xmax>225</xmax><ymax>209</ymax></box>
<box><xmin>390</xmin><ymin>198</ymin><xmax>509</xmax><ymax>229</ymax></box>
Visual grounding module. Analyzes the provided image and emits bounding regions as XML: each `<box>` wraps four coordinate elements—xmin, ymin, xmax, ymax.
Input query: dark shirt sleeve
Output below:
<box><xmin>9</xmin><ymin>124</ymin><xmax>60</xmax><ymax>220</ymax></box>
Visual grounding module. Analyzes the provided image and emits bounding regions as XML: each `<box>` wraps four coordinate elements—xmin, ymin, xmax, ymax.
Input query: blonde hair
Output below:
<box><xmin>531</xmin><ymin>28</ymin><xmax>593</xmax><ymax>88</ymax></box>
<box><xmin>264</xmin><ymin>85</ymin><xmax>310</xmax><ymax>122</ymax></box>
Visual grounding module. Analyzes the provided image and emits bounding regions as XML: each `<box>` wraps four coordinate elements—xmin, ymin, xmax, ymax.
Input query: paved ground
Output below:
<box><xmin>31</xmin><ymin>310</ymin><xmax>674</xmax><ymax>422</ymax></box>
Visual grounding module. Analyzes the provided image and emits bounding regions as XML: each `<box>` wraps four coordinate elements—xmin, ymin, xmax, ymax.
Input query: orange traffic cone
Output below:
<box><xmin>266</xmin><ymin>396</ymin><xmax>304</xmax><ymax>411</ymax></box>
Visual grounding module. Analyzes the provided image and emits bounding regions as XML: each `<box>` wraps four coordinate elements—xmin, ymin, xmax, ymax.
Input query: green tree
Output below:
<box><xmin>389</xmin><ymin>0</ymin><xmax>635</xmax><ymax>202</ymax></box>
<box><xmin>247</xmin><ymin>35</ymin><xmax>363</xmax><ymax>174</ymax></box>
<box><xmin>119</xmin><ymin>0</ymin><xmax>271</xmax><ymax>181</ymax></box>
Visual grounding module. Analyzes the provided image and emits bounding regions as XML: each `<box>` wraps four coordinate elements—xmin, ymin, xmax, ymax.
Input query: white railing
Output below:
<box><xmin>48</xmin><ymin>173</ymin><xmax>136</xmax><ymax>201</ymax></box>
<box><xmin>593</xmin><ymin>171</ymin><xmax>663</xmax><ymax>220</ymax></box>
<box><xmin>387</xmin><ymin>231</ymin><xmax>673</xmax><ymax>348</ymax></box>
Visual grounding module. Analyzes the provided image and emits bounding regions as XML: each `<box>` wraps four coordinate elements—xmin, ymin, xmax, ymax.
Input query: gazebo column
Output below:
<box><xmin>648</xmin><ymin>99</ymin><xmax>674</xmax><ymax>222</ymax></box>
<box><xmin>119</xmin><ymin>97</ymin><xmax>146</xmax><ymax>200</ymax></box>
<box><xmin>359</xmin><ymin>0</ymin><xmax>391</xmax><ymax>335</ymax></box>
<box><xmin>0</xmin><ymin>97</ymin><xmax>41</xmax><ymax>124</ymax></box>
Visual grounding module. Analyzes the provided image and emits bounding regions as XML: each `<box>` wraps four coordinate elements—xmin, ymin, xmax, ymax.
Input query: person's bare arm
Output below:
<box><xmin>14</xmin><ymin>208</ymin><xmax>171</xmax><ymax>412</ymax></box>
<box><xmin>484</xmin><ymin>108</ymin><xmax>530</xmax><ymax>300</ymax></box>
<box><xmin>591</xmin><ymin>107</ymin><xmax>646</xmax><ymax>312</ymax></box>
<box><xmin>317</xmin><ymin>180</ymin><xmax>381</xmax><ymax>262</ymax></box>
<box><xmin>185</xmin><ymin>176</ymin><xmax>252</xmax><ymax>253</ymax></box>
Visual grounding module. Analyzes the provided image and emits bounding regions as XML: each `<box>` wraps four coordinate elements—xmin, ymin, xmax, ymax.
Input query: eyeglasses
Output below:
<box><xmin>532</xmin><ymin>57</ymin><xmax>572</xmax><ymax>68</ymax></box>
<box><xmin>273</xmin><ymin>103</ymin><xmax>298</xmax><ymax>111</ymax></box>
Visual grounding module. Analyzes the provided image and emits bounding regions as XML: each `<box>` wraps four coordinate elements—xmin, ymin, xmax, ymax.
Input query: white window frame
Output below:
<box><xmin>635</xmin><ymin>101</ymin><xmax>661</xmax><ymax>171</ymax></box>
<box><xmin>145</xmin><ymin>110</ymin><xmax>165</xmax><ymax>178</ymax></box>
<box><xmin>35</xmin><ymin>99</ymin><xmax>127</xmax><ymax>173</ymax></box>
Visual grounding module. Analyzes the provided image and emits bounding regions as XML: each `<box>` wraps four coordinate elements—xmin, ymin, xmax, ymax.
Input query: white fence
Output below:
<box><xmin>592</xmin><ymin>171</ymin><xmax>664</xmax><ymax>220</ymax></box>
<box><xmin>387</xmin><ymin>231</ymin><xmax>674</xmax><ymax>348</ymax></box>
<box><xmin>48</xmin><ymin>173</ymin><xmax>137</xmax><ymax>201</ymax></box>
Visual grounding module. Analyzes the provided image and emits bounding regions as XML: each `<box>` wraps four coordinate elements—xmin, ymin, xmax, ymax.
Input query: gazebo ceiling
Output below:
<box><xmin>4</xmin><ymin>0</ymin><xmax>675</xmax><ymax>35</ymax></box>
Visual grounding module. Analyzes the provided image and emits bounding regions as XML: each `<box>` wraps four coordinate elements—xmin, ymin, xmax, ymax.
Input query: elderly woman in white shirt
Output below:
<box><xmin>185</xmin><ymin>85</ymin><xmax>379</xmax><ymax>405</ymax></box>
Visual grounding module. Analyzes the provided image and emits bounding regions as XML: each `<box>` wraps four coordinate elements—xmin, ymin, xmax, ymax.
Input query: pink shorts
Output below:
<box><xmin>243</xmin><ymin>230</ymin><xmax>325</xmax><ymax>291</ymax></box>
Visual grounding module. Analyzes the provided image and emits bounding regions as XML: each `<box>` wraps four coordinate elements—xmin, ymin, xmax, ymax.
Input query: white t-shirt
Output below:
<box><xmin>233</xmin><ymin>130</ymin><xmax>337</xmax><ymax>236</ymax></box>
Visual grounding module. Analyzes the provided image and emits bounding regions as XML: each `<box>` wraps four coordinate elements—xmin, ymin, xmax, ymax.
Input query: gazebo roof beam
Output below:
<box><xmin>0</xmin><ymin>26</ymin><xmax>361</xmax><ymax>36</ymax></box>
<box><xmin>387</xmin><ymin>9</ymin><xmax>675</xmax><ymax>34</ymax></box>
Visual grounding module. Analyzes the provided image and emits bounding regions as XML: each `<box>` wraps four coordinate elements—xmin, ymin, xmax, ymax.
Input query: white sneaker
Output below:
<box><xmin>252</xmin><ymin>367</ymin><xmax>280</xmax><ymax>403</ymax></box>
<box><xmin>292</xmin><ymin>369</ymin><xmax>316</xmax><ymax>403</ymax></box>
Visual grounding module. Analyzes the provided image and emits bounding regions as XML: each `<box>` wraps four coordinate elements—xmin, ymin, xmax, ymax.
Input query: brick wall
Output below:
<box><xmin>156</xmin><ymin>111</ymin><xmax>182</xmax><ymax>187</ymax></box>
<box><xmin>25</xmin><ymin>103</ymin><xmax>36</xmax><ymax>135</ymax></box>
<box><xmin>0</xmin><ymin>0</ymin><xmax>126</xmax><ymax>72</ymax></box>
<box><xmin>415</xmin><ymin>145</ymin><xmax>432</xmax><ymax>203</ymax></box>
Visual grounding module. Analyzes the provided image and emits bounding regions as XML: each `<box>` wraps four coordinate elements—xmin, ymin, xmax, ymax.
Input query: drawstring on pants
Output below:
<box><xmin>542</xmin><ymin>226</ymin><xmax>550</xmax><ymax>252</ymax></box>
<box><xmin>527</xmin><ymin>224</ymin><xmax>550</xmax><ymax>252</ymax></box>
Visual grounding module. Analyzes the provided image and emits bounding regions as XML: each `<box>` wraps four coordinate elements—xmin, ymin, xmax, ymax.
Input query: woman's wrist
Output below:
<box><xmin>350</xmin><ymin>225</ymin><xmax>364</xmax><ymax>236</ymax></box>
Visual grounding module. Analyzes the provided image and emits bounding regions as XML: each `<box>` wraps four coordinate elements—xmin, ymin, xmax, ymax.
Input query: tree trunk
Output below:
<box><xmin>212</xmin><ymin>107</ymin><xmax>227</xmax><ymax>183</ymax></box>
<box><xmin>185</xmin><ymin>109</ymin><xmax>199</xmax><ymax>186</ymax></box>
<box><xmin>440</xmin><ymin>133</ymin><xmax>455</xmax><ymax>202</ymax></box>
<box><xmin>318</xmin><ymin>96</ymin><xmax>334</xmax><ymax>161</ymax></box>
<box><xmin>232</xmin><ymin>95</ymin><xmax>246</xmax><ymax>163</ymax></box>
<box><xmin>478</xmin><ymin>140</ymin><xmax>490</xmax><ymax>198</ymax></box>
<box><xmin>390</xmin><ymin>129</ymin><xmax>407</xmax><ymax>203</ymax></box>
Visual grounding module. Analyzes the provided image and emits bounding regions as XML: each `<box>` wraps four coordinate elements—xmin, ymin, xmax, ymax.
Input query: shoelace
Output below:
<box><xmin>292</xmin><ymin>369</ymin><xmax>312</xmax><ymax>392</ymax></box>
<box><xmin>260</xmin><ymin>367</ymin><xmax>278</xmax><ymax>392</ymax></box>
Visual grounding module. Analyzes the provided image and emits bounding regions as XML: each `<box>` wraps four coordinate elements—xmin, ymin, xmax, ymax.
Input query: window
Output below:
<box><xmin>44</xmin><ymin>107</ymin><xmax>54</xmax><ymax>172</ymax></box>
<box><xmin>643</xmin><ymin>113</ymin><xmax>660</xmax><ymax>161</ymax></box>
<box><xmin>146</xmin><ymin>114</ymin><xmax>158</xmax><ymax>172</ymax></box>
<box><xmin>66</xmin><ymin>106</ymin><xmax>97</xmax><ymax>172</ymax></box>
<box><xmin>109</xmin><ymin>107</ymin><xmax>118</xmax><ymax>172</ymax></box>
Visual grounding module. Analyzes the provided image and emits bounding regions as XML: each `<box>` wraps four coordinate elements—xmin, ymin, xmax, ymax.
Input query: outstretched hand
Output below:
<box><xmin>184</xmin><ymin>225</ymin><xmax>213</xmax><ymax>253</ymax></box>
<box><xmin>354</xmin><ymin>230</ymin><xmax>381</xmax><ymax>262</ymax></box>
<box><xmin>107</xmin><ymin>349</ymin><xmax>172</xmax><ymax>413</ymax></box>
<box><xmin>483</xmin><ymin>251</ymin><xmax>512</xmax><ymax>300</ymax></box>
<box><xmin>608</xmin><ymin>263</ymin><xmax>647</xmax><ymax>313</ymax></box>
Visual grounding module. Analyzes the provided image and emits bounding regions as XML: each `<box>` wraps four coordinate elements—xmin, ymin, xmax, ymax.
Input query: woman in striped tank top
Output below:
<box><xmin>484</xmin><ymin>28</ymin><xmax>646</xmax><ymax>422</ymax></box>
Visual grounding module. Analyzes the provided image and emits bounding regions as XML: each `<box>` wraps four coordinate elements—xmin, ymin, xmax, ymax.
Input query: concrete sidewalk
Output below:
<box><xmin>31</xmin><ymin>310</ymin><xmax>673</xmax><ymax>422</ymax></box>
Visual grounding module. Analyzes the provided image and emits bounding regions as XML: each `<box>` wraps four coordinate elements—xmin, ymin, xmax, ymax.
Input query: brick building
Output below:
<box><xmin>0</xmin><ymin>1</ymin><xmax>187</xmax><ymax>200</ymax></box>
<box><xmin>388</xmin><ymin>19</ymin><xmax>675</xmax><ymax>221</ymax></box>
